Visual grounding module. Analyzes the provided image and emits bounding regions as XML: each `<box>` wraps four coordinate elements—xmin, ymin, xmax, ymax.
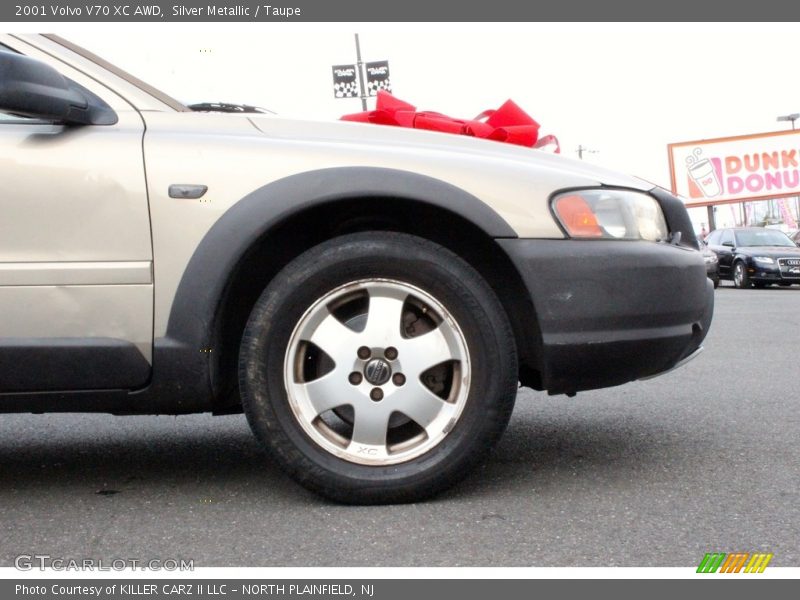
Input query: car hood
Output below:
<box><xmin>246</xmin><ymin>115</ymin><xmax>653</xmax><ymax>191</ymax></box>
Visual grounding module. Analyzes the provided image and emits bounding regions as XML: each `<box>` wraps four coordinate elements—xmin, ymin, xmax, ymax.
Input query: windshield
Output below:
<box><xmin>734</xmin><ymin>229</ymin><xmax>795</xmax><ymax>247</ymax></box>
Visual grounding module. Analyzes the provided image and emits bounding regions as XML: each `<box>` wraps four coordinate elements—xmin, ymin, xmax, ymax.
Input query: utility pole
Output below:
<box><xmin>577</xmin><ymin>145</ymin><xmax>597</xmax><ymax>160</ymax></box>
<box><xmin>354</xmin><ymin>34</ymin><xmax>368</xmax><ymax>111</ymax></box>
<box><xmin>777</xmin><ymin>113</ymin><xmax>800</xmax><ymax>226</ymax></box>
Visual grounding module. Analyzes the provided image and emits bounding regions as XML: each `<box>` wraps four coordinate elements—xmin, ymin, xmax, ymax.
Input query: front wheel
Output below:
<box><xmin>733</xmin><ymin>262</ymin><xmax>751</xmax><ymax>288</ymax></box>
<box><xmin>239</xmin><ymin>232</ymin><xmax>518</xmax><ymax>504</ymax></box>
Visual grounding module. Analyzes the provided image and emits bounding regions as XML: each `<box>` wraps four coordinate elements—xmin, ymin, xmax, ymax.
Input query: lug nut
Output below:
<box><xmin>392</xmin><ymin>373</ymin><xmax>406</xmax><ymax>386</ymax></box>
<box><xmin>384</xmin><ymin>346</ymin><xmax>398</xmax><ymax>360</ymax></box>
<box><xmin>370</xmin><ymin>388</ymin><xmax>384</xmax><ymax>401</ymax></box>
<box><xmin>348</xmin><ymin>372</ymin><xmax>363</xmax><ymax>385</ymax></box>
<box><xmin>357</xmin><ymin>346</ymin><xmax>371</xmax><ymax>359</ymax></box>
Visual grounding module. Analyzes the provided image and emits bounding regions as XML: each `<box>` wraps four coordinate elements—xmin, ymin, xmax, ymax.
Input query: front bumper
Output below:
<box><xmin>748</xmin><ymin>260</ymin><xmax>800</xmax><ymax>283</ymax></box>
<box><xmin>497</xmin><ymin>238</ymin><xmax>714</xmax><ymax>395</ymax></box>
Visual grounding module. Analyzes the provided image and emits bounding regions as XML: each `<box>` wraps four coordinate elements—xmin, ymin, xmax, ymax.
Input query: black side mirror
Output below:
<box><xmin>0</xmin><ymin>51</ymin><xmax>116</xmax><ymax>125</ymax></box>
<box><xmin>722</xmin><ymin>241</ymin><xmax>734</xmax><ymax>248</ymax></box>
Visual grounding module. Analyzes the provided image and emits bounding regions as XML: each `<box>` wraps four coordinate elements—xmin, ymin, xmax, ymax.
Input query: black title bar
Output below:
<box><xmin>3</xmin><ymin>579</ymin><xmax>798</xmax><ymax>600</ymax></box>
<box><xmin>4</xmin><ymin>0</ymin><xmax>800</xmax><ymax>21</ymax></box>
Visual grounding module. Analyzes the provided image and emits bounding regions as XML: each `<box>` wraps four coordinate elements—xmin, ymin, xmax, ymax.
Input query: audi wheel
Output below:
<box><xmin>733</xmin><ymin>262</ymin><xmax>751</xmax><ymax>288</ymax></box>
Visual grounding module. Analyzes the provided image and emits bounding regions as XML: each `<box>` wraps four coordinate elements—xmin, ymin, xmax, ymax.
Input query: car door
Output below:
<box><xmin>0</xmin><ymin>41</ymin><xmax>153</xmax><ymax>393</ymax></box>
<box><xmin>705</xmin><ymin>229</ymin><xmax>725</xmax><ymax>273</ymax></box>
<box><xmin>714</xmin><ymin>229</ymin><xmax>736</xmax><ymax>277</ymax></box>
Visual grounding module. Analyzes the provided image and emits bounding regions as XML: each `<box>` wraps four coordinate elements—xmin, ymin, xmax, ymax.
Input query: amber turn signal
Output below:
<box><xmin>552</xmin><ymin>194</ymin><xmax>603</xmax><ymax>237</ymax></box>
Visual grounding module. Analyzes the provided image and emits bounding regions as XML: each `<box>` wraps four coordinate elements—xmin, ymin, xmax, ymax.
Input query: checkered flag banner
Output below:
<box><xmin>365</xmin><ymin>61</ymin><xmax>391</xmax><ymax>96</ymax></box>
<box><xmin>332</xmin><ymin>64</ymin><xmax>358</xmax><ymax>99</ymax></box>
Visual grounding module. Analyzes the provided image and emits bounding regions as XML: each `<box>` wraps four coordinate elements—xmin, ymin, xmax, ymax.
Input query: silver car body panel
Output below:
<box><xmin>0</xmin><ymin>285</ymin><xmax>153</xmax><ymax>362</ymax></box>
<box><xmin>0</xmin><ymin>261</ymin><xmax>152</xmax><ymax>286</ymax></box>
<box><xmin>0</xmin><ymin>34</ymin><xmax>154</xmax><ymax>375</ymax></box>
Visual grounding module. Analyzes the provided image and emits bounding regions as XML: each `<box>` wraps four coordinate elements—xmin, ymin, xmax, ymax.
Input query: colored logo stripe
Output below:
<box><xmin>744</xmin><ymin>553</ymin><xmax>773</xmax><ymax>573</ymax></box>
<box><xmin>719</xmin><ymin>553</ymin><xmax>749</xmax><ymax>573</ymax></box>
<box><xmin>697</xmin><ymin>553</ymin><xmax>726</xmax><ymax>573</ymax></box>
<box><xmin>697</xmin><ymin>552</ymin><xmax>773</xmax><ymax>573</ymax></box>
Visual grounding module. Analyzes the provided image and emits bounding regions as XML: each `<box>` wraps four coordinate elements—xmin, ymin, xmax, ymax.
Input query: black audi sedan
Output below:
<box><xmin>705</xmin><ymin>227</ymin><xmax>800</xmax><ymax>288</ymax></box>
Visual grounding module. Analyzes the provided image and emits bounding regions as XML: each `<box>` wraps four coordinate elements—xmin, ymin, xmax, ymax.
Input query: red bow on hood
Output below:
<box><xmin>341</xmin><ymin>91</ymin><xmax>559</xmax><ymax>152</ymax></box>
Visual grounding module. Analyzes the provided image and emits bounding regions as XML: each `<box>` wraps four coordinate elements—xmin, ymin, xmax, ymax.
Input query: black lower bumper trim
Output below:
<box><xmin>0</xmin><ymin>337</ymin><xmax>150</xmax><ymax>393</ymax></box>
<box><xmin>497</xmin><ymin>239</ymin><xmax>714</xmax><ymax>395</ymax></box>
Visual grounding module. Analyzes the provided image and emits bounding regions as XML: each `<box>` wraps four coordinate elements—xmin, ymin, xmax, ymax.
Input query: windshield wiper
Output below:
<box><xmin>188</xmin><ymin>102</ymin><xmax>275</xmax><ymax>115</ymax></box>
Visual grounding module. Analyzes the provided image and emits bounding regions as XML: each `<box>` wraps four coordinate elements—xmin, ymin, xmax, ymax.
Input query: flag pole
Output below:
<box><xmin>354</xmin><ymin>33</ymin><xmax>368</xmax><ymax>111</ymax></box>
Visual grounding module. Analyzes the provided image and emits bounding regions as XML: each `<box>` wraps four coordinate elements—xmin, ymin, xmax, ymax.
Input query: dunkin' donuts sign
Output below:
<box><xmin>669</xmin><ymin>130</ymin><xmax>800</xmax><ymax>206</ymax></box>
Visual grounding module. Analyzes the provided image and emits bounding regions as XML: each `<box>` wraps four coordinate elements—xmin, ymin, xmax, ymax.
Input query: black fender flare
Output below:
<box><xmin>168</xmin><ymin>166</ymin><xmax>515</xmax><ymax>340</ymax></box>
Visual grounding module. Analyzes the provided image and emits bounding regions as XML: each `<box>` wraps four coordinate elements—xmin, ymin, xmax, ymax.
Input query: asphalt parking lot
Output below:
<box><xmin>1</xmin><ymin>282</ymin><xmax>798</xmax><ymax>568</ymax></box>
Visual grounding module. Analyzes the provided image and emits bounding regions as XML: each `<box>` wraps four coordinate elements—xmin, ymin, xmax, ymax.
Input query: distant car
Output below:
<box><xmin>700</xmin><ymin>242</ymin><xmax>719</xmax><ymax>288</ymax></box>
<box><xmin>705</xmin><ymin>227</ymin><xmax>800</xmax><ymax>288</ymax></box>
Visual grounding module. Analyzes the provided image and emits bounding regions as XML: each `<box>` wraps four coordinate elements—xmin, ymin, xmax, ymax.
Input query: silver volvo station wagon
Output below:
<box><xmin>0</xmin><ymin>35</ymin><xmax>713</xmax><ymax>503</ymax></box>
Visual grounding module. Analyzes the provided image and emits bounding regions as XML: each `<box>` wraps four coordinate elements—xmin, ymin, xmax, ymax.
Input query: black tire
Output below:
<box><xmin>733</xmin><ymin>262</ymin><xmax>751</xmax><ymax>289</ymax></box>
<box><xmin>238</xmin><ymin>232</ymin><xmax>518</xmax><ymax>504</ymax></box>
<box><xmin>711</xmin><ymin>276</ymin><xmax>719</xmax><ymax>289</ymax></box>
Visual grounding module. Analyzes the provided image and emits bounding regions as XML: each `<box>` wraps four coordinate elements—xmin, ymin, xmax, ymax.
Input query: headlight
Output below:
<box><xmin>704</xmin><ymin>254</ymin><xmax>718</xmax><ymax>264</ymax></box>
<box><xmin>753</xmin><ymin>256</ymin><xmax>775</xmax><ymax>264</ymax></box>
<box><xmin>551</xmin><ymin>189</ymin><xmax>669</xmax><ymax>241</ymax></box>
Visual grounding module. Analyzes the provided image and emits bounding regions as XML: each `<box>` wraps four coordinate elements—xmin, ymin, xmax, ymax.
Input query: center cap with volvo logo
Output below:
<box><xmin>364</xmin><ymin>358</ymin><xmax>392</xmax><ymax>386</ymax></box>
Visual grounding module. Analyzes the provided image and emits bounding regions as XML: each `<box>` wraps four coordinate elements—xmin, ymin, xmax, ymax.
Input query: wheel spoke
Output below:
<box><xmin>349</xmin><ymin>403</ymin><xmax>392</xmax><ymax>447</ymax></box>
<box><xmin>363</xmin><ymin>289</ymin><xmax>407</xmax><ymax>343</ymax></box>
<box><xmin>398</xmin><ymin>325</ymin><xmax>457</xmax><ymax>379</ymax></box>
<box><xmin>295</xmin><ymin>369</ymin><xmax>349</xmax><ymax>417</ymax></box>
<box><xmin>394</xmin><ymin>381</ymin><xmax>450</xmax><ymax>431</ymax></box>
<box><xmin>307</xmin><ymin>311</ymin><xmax>361</xmax><ymax>366</ymax></box>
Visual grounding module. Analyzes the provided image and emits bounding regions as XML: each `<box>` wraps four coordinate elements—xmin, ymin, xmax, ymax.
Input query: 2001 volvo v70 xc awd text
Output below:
<box><xmin>0</xmin><ymin>34</ymin><xmax>713</xmax><ymax>503</ymax></box>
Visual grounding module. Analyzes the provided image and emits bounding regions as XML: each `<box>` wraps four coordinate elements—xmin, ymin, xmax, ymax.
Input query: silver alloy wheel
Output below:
<box><xmin>734</xmin><ymin>263</ymin><xmax>744</xmax><ymax>287</ymax></box>
<box><xmin>283</xmin><ymin>279</ymin><xmax>471</xmax><ymax>465</ymax></box>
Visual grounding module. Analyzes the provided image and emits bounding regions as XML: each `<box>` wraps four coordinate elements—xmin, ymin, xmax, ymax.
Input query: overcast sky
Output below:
<box><xmin>34</xmin><ymin>23</ymin><xmax>800</xmax><ymax>224</ymax></box>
